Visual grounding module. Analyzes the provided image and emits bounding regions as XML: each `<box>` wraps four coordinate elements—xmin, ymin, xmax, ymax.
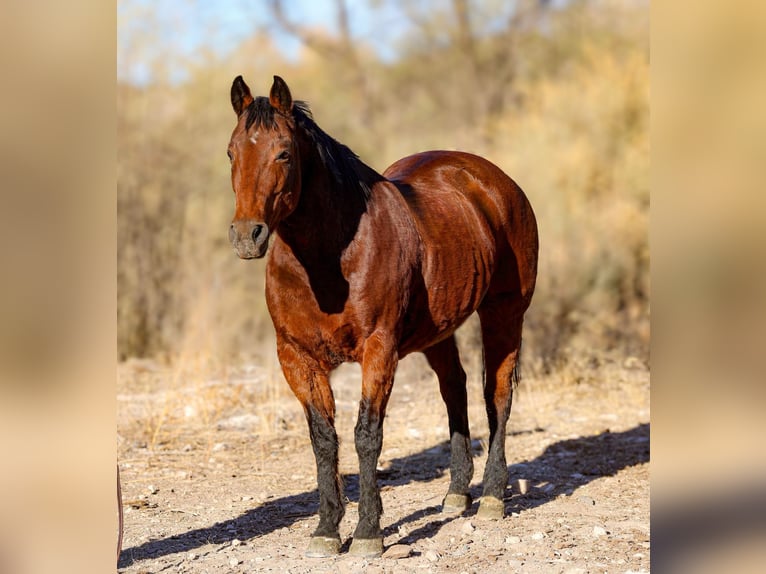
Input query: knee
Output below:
<box><xmin>354</xmin><ymin>410</ymin><xmax>383</xmax><ymax>456</ymax></box>
<box><xmin>307</xmin><ymin>405</ymin><xmax>338</xmax><ymax>452</ymax></box>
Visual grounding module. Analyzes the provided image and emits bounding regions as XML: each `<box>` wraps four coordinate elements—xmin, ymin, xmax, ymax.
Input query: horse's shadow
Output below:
<box><xmin>118</xmin><ymin>423</ymin><xmax>649</xmax><ymax>568</ymax></box>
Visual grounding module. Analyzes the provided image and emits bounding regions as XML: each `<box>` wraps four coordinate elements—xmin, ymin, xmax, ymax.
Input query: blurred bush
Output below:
<box><xmin>117</xmin><ymin>0</ymin><xmax>649</xmax><ymax>373</ymax></box>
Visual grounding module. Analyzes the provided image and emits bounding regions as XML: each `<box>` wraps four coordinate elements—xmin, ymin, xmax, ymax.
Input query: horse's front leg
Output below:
<box><xmin>350</xmin><ymin>331</ymin><xmax>398</xmax><ymax>557</ymax></box>
<box><xmin>277</xmin><ymin>341</ymin><xmax>343</xmax><ymax>557</ymax></box>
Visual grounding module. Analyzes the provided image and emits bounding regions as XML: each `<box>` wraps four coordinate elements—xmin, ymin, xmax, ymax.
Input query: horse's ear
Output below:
<box><xmin>269</xmin><ymin>75</ymin><xmax>293</xmax><ymax>114</ymax></box>
<box><xmin>231</xmin><ymin>75</ymin><xmax>253</xmax><ymax>116</ymax></box>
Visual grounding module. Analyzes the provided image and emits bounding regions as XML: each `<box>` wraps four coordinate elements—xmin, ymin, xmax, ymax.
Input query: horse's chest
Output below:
<box><xmin>265</xmin><ymin>272</ymin><xmax>364</xmax><ymax>366</ymax></box>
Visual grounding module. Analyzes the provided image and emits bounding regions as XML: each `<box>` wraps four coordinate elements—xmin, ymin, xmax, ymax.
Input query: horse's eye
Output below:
<box><xmin>227</xmin><ymin>150</ymin><xmax>233</xmax><ymax>162</ymax></box>
<box><xmin>276</xmin><ymin>149</ymin><xmax>291</xmax><ymax>162</ymax></box>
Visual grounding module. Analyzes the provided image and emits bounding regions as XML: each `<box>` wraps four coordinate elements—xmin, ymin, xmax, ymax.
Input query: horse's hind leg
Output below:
<box><xmin>476</xmin><ymin>299</ymin><xmax>525</xmax><ymax>519</ymax></box>
<box><xmin>424</xmin><ymin>335</ymin><xmax>474</xmax><ymax>513</ymax></box>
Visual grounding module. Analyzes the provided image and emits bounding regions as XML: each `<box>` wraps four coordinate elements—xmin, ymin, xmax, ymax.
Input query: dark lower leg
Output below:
<box><xmin>353</xmin><ymin>405</ymin><xmax>384</xmax><ymax>539</ymax></box>
<box><xmin>425</xmin><ymin>338</ymin><xmax>474</xmax><ymax>497</ymax></box>
<box><xmin>448</xmin><ymin>428</ymin><xmax>473</xmax><ymax>496</ymax></box>
<box><xmin>478</xmin><ymin>312</ymin><xmax>522</xmax><ymax>502</ymax></box>
<box><xmin>481</xmin><ymin>399</ymin><xmax>511</xmax><ymax>499</ymax></box>
<box><xmin>307</xmin><ymin>405</ymin><xmax>344</xmax><ymax>539</ymax></box>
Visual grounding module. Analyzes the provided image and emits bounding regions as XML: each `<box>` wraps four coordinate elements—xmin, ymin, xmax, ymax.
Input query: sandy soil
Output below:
<box><xmin>117</xmin><ymin>352</ymin><xmax>649</xmax><ymax>574</ymax></box>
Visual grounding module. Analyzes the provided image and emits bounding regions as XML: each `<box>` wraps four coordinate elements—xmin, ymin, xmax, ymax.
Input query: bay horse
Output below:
<box><xmin>227</xmin><ymin>75</ymin><xmax>538</xmax><ymax>558</ymax></box>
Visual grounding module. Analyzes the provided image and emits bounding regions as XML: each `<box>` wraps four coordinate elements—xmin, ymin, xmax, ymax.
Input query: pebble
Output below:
<box><xmin>452</xmin><ymin>544</ymin><xmax>471</xmax><ymax>556</ymax></box>
<box><xmin>212</xmin><ymin>442</ymin><xmax>228</xmax><ymax>452</ymax></box>
<box><xmin>530</xmin><ymin>531</ymin><xmax>546</xmax><ymax>540</ymax></box>
<box><xmin>425</xmin><ymin>550</ymin><xmax>440</xmax><ymax>563</ymax></box>
<box><xmin>577</xmin><ymin>495</ymin><xmax>596</xmax><ymax>506</ymax></box>
<box><xmin>231</xmin><ymin>538</ymin><xmax>242</xmax><ymax>547</ymax></box>
<box><xmin>505</xmin><ymin>535</ymin><xmax>522</xmax><ymax>544</ymax></box>
<box><xmin>461</xmin><ymin>520</ymin><xmax>475</xmax><ymax>535</ymax></box>
<box><xmin>593</xmin><ymin>526</ymin><xmax>608</xmax><ymax>537</ymax></box>
<box><xmin>147</xmin><ymin>485</ymin><xmax>159</xmax><ymax>495</ymax></box>
<box><xmin>187</xmin><ymin>552</ymin><xmax>198</xmax><ymax>560</ymax></box>
<box><xmin>382</xmin><ymin>544</ymin><xmax>411</xmax><ymax>559</ymax></box>
<box><xmin>229</xmin><ymin>557</ymin><xmax>241</xmax><ymax>567</ymax></box>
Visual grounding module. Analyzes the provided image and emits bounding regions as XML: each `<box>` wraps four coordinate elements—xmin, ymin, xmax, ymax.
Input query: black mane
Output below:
<box><xmin>244</xmin><ymin>97</ymin><xmax>376</xmax><ymax>201</ymax></box>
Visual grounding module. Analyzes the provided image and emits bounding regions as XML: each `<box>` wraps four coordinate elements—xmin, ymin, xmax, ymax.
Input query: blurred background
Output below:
<box><xmin>117</xmin><ymin>0</ymin><xmax>650</xmax><ymax>375</ymax></box>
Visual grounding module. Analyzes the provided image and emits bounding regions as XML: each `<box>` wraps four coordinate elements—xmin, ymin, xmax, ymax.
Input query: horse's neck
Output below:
<box><xmin>278</xmin><ymin>148</ymin><xmax>371</xmax><ymax>260</ymax></box>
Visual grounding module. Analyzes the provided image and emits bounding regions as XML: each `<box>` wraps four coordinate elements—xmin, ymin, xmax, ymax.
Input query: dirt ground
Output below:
<box><xmin>117</xmin><ymin>351</ymin><xmax>649</xmax><ymax>574</ymax></box>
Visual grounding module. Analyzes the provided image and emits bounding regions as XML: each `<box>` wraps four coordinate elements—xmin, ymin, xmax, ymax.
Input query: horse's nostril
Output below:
<box><xmin>252</xmin><ymin>224</ymin><xmax>264</xmax><ymax>242</ymax></box>
<box><xmin>228</xmin><ymin>224</ymin><xmax>236</xmax><ymax>244</ymax></box>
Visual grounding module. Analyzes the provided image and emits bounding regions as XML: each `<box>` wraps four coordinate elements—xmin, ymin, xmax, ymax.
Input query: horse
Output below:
<box><xmin>227</xmin><ymin>75</ymin><xmax>538</xmax><ymax>558</ymax></box>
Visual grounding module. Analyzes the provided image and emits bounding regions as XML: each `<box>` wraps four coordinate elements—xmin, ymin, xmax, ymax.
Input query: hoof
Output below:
<box><xmin>442</xmin><ymin>493</ymin><xmax>471</xmax><ymax>514</ymax></box>
<box><xmin>305</xmin><ymin>536</ymin><xmax>341</xmax><ymax>558</ymax></box>
<box><xmin>349</xmin><ymin>537</ymin><xmax>384</xmax><ymax>558</ymax></box>
<box><xmin>476</xmin><ymin>496</ymin><xmax>505</xmax><ymax>519</ymax></box>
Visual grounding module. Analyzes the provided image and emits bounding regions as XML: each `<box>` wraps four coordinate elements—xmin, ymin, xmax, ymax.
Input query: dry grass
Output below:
<box><xmin>117</xmin><ymin>312</ymin><xmax>646</xmax><ymax>462</ymax></box>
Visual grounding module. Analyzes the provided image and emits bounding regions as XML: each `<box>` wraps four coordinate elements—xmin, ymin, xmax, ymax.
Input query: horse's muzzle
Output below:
<box><xmin>229</xmin><ymin>220</ymin><xmax>269</xmax><ymax>259</ymax></box>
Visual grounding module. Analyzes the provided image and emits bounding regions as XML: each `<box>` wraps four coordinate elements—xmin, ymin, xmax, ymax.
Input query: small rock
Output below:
<box><xmin>231</xmin><ymin>538</ymin><xmax>242</xmax><ymax>547</ymax></box>
<box><xmin>212</xmin><ymin>442</ymin><xmax>228</xmax><ymax>452</ymax></box>
<box><xmin>593</xmin><ymin>525</ymin><xmax>608</xmax><ymax>537</ymax></box>
<box><xmin>516</xmin><ymin>478</ymin><xmax>530</xmax><ymax>494</ymax></box>
<box><xmin>398</xmin><ymin>524</ymin><xmax>409</xmax><ymax>537</ymax></box>
<box><xmin>382</xmin><ymin>544</ymin><xmax>411</xmax><ymax>559</ymax></box>
<box><xmin>452</xmin><ymin>544</ymin><xmax>470</xmax><ymax>556</ymax></box>
<box><xmin>242</xmin><ymin>495</ymin><xmax>253</xmax><ymax>501</ymax></box>
<box><xmin>530</xmin><ymin>531</ymin><xmax>546</xmax><ymax>540</ymax></box>
<box><xmin>505</xmin><ymin>535</ymin><xmax>522</xmax><ymax>544</ymax></box>
<box><xmin>182</xmin><ymin>444</ymin><xmax>193</xmax><ymax>452</ymax></box>
<box><xmin>461</xmin><ymin>520</ymin><xmax>475</xmax><ymax>535</ymax></box>
<box><xmin>187</xmin><ymin>552</ymin><xmax>198</xmax><ymax>560</ymax></box>
<box><xmin>229</xmin><ymin>556</ymin><xmax>241</xmax><ymax>567</ymax></box>
<box><xmin>147</xmin><ymin>485</ymin><xmax>159</xmax><ymax>495</ymax></box>
<box><xmin>425</xmin><ymin>550</ymin><xmax>440</xmax><ymax>562</ymax></box>
<box><xmin>577</xmin><ymin>495</ymin><xmax>596</xmax><ymax>506</ymax></box>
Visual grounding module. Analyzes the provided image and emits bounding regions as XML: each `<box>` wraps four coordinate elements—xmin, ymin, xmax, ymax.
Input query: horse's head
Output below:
<box><xmin>227</xmin><ymin>75</ymin><xmax>300</xmax><ymax>259</ymax></box>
